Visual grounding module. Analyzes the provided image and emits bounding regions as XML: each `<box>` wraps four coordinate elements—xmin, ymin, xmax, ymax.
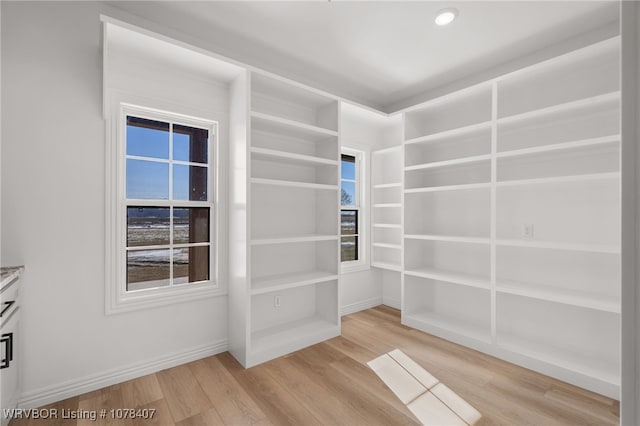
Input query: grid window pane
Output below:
<box><xmin>173</xmin><ymin>247</ymin><xmax>210</xmax><ymax>284</ymax></box>
<box><xmin>126</xmin><ymin>116</ymin><xmax>169</xmax><ymax>159</ymax></box>
<box><xmin>173</xmin><ymin>164</ymin><xmax>208</xmax><ymax>201</ymax></box>
<box><xmin>123</xmin><ymin>114</ymin><xmax>213</xmax><ymax>294</ymax></box>
<box><xmin>341</xmin><ymin>181</ymin><xmax>356</xmax><ymax>206</ymax></box>
<box><xmin>127</xmin><ymin>249</ymin><xmax>170</xmax><ymax>291</ymax></box>
<box><xmin>126</xmin><ymin>159</ymin><xmax>169</xmax><ymax>199</ymax></box>
<box><xmin>341</xmin><ymin>236</ymin><xmax>358</xmax><ymax>262</ymax></box>
<box><xmin>341</xmin><ymin>210</ymin><xmax>358</xmax><ymax>235</ymax></box>
<box><xmin>341</xmin><ymin>152</ymin><xmax>360</xmax><ymax>263</ymax></box>
<box><xmin>341</xmin><ymin>154</ymin><xmax>356</xmax><ymax>180</ymax></box>
<box><xmin>174</xmin><ymin>208</ymin><xmax>210</xmax><ymax>244</ymax></box>
<box><xmin>127</xmin><ymin>207</ymin><xmax>170</xmax><ymax>247</ymax></box>
<box><xmin>173</xmin><ymin>124</ymin><xmax>208</xmax><ymax>164</ymax></box>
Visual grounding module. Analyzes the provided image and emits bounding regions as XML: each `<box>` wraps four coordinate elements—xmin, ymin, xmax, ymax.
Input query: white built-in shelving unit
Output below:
<box><xmin>401</xmin><ymin>36</ymin><xmax>621</xmax><ymax>398</ymax></box>
<box><xmin>372</xmin><ymin>146</ymin><xmax>404</xmax><ymax>272</ymax></box>
<box><xmin>105</xmin><ymin>17</ymin><xmax>625</xmax><ymax>401</ymax></box>
<box><xmin>229</xmin><ymin>71</ymin><xmax>341</xmax><ymax>367</ymax></box>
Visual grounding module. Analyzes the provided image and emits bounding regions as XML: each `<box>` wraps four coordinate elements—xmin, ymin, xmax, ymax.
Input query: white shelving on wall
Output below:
<box><xmin>371</xmin><ymin>146</ymin><xmax>403</xmax><ymax>271</ymax></box>
<box><xmin>229</xmin><ymin>71</ymin><xmax>341</xmax><ymax>367</ymax></box>
<box><xmin>401</xmin><ymin>36</ymin><xmax>621</xmax><ymax>398</ymax></box>
<box><xmin>403</xmin><ymin>275</ymin><xmax>492</xmax><ymax>345</ymax></box>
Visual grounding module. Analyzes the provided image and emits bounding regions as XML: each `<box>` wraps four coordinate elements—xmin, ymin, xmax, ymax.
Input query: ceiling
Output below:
<box><xmin>110</xmin><ymin>1</ymin><xmax>619</xmax><ymax>113</ymax></box>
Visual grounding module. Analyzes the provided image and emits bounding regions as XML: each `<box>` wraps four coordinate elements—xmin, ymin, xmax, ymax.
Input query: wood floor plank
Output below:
<box><xmin>260</xmin><ymin>356</ymin><xmax>364</xmax><ymax>426</ymax></box>
<box><xmin>76</xmin><ymin>384</ymin><xmax>171</xmax><ymax>426</ymax></box>
<box><xmin>216</xmin><ymin>352</ymin><xmax>322</xmax><ymax>426</ymax></box>
<box><xmin>156</xmin><ymin>365</ymin><xmax>213</xmax><ymax>423</ymax></box>
<box><xmin>13</xmin><ymin>306</ymin><xmax>619</xmax><ymax>426</ymax></box>
<box><xmin>130</xmin><ymin>398</ymin><xmax>175</xmax><ymax>426</ymax></box>
<box><xmin>323</xmin><ymin>335</ymin><xmax>379</xmax><ymax>364</ymax></box>
<box><xmin>369</xmin><ymin>308</ymin><xmax>399</xmax><ymax>321</ymax></box>
<box><xmin>23</xmin><ymin>397</ymin><xmax>80</xmax><ymax>426</ymax></box>
<box><xmin>545</xmin><ymin>385</ymin><xmax>618</xmax><ymax>411</ymax></box>
<box><xmin>329</xmin><ymin>354</ymin><xmax>419</xmax><ymax>421</ymax></box>
<box><xmin>175</xmin><ymin>408</ymin><xmax>224</xmax><ymax>426</ymax></box>
<box><xmin>435</xmin><ymin>372</ymin><xmax>554</xmax><ymax>426</ymax></box>
<box><xmin>292</xmin><ymin>345</ymin><xmax>420</xmax><ymax>425</ymax></box>
<box><xmin>101</xmin><ymin>398</ymin><xmax>175</xmax><ymax>426</ymax></box>
<box><xmin>77</xmin><ymin>386</ymin><xmax>125</xmax><ymax>426</ymax></box>
<box><xmin>340</xmin><ymin>315</ymin><xmax>399</xmax><ymax>354</ymax></box>
<box><xmin>380</xmin><ymin>319</ymin><xmax>497</xmax><ymax>387</ymax></box>
<box><xmin>118</xmin><ymin>374</ymin><xmax>164</xmax><ymax>409</ymax></box>
<box><xmin>188</xmin><ymin>356</ymin><xmax>271</xmax><ymax>426</ymax></box>
<box><xmin>376</xmin><ymin>305</ymin><xmax>402</xmax><ymax>318</ymax></box>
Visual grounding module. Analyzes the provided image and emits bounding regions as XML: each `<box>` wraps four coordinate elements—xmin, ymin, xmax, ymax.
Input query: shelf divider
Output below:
<box><xmin>404</xmin><ymin>154</ymin><xmax>491</xmax><ymax>172</ymax></box>
<box><xmin>496</xmin><ymin>91</ymin><xmax>620</xmax><ymax>125</ymax></box>
<box><xmin>404</xmin><ymin>234</ymin><xmax>491</xmax><ymax>245</ymax></box>
<box><xmin>251</xmin><ymin>146</ymin><xmax>338</xmax><ymax>166</ymax></box>
<box><xmin>496</xmin><ymin>135</ymin><xmax>619</xmax><ymax>159</ymax></box>
<box><xmin>252</xmin><ymin>270</ymin><xmax>339</xmax><ymax>295</ymax></box>
<box><xmin>404</xmin><ymin>120</ymin><xmax>492</xmax><ymax>146</ymax></box>
<box><xmin>251</xmin><ymin>177</ymin><xmax>339</xmax><ymax>191</ymax></box>
<box><xmin>404</xmin><ymin>267</ymin><xmax>490</xmax><ymax>290</ymax></box>
<box><xmin>251</xmin><ymin>110</ymin><xmax>338</xmax><ymax>137</ymax></box>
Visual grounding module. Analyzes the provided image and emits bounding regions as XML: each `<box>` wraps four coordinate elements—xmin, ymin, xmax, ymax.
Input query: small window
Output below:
<box><xmin>341</xmin><ymin>153</ymin><xmax>359</xmax><ymax>262</ymax></box>
<box><xmin>118</xmin><ymin>106</ymin><xmax>217</xmax><ymax>305</ymax></box>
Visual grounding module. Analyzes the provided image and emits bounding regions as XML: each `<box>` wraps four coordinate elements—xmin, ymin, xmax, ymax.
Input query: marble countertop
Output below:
<box><xmin>1</xmin><ymin>266</ymin><xmax>24</xmax><ymax>292</ymax></box>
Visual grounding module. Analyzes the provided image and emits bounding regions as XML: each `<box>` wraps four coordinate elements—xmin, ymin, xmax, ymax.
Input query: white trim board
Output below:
<box><xmin>18</xmin><ymin>340</ymin><xmax>228</xmax><ymax>410</ymax></box>
<box><xmin>383</xmin><ymin>298</ymin><xmax>401</xmax><ymax>310</ymax></box>
<box><xmin>341</xmin><ymin>298</ymin><xmax>383</xmax><ymax>317</ymax></box>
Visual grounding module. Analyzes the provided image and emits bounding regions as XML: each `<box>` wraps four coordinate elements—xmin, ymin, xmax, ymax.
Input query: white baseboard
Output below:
<box><xmin>19</xmin><ymin>339</ymin><xmax>228</xmax><ymax>409</ymax></box>
<box><xmin>340</xmin><ymin>297</ymin><xmax>383</xmax><ymax>316</ymax></box>
<box><xmin>382</xmin><ymin>297</ymin><xmax>401</xmax><ymax>310</ymax></box>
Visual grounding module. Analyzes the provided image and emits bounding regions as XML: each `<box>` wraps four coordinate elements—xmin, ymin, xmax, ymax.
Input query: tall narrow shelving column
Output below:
<box><xmin>401</xmin><ymin>36</ymin><xmax>621</xmax><ymax>398</ymax></box>
<box><xmin>229</xmin><ymin>71</ymin><xmax>341</xmax><ymax>367</ymax></box>
<box><xmin>371</xmin><ymin>146</ymin><xmax>403</xmax><ymax>272</ymax></box>
<box><xmin>402</xmin><ymin>83</ymin><xmax>494</xmax><ymax>347</ymax></box>
<box><xmin>372</xmin><ymin>144</ymin><xmax>404</xmax><ymax>310</ymax></box>
<box><xmin>493</xmin><ymin>37</ymin><xmax>621</xmax><ymax>397</ymax></box>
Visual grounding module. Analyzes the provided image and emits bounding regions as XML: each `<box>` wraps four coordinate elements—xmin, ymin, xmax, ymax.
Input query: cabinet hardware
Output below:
<box><xmin>0</xmin><ymin>300</ymin><xmax>15</xmax><ymax>317</ymax></box>
<box><xmin>1</xmin><ymin>332</ymin><xmax>13</xmax><ymax>369</ymax></box>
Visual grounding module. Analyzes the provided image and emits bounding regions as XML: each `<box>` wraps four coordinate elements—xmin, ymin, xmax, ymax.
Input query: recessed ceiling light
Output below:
<box><xmin>435</xmin><ymin>8</ymin><xmax>458</xmax><ymax>26</ymax></box>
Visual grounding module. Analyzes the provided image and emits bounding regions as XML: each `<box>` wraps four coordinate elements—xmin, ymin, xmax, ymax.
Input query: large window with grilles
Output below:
<box><xmin>117</xmin><ymin>105</ymin><xmax>217</xmax><ymax>304</ymax></box>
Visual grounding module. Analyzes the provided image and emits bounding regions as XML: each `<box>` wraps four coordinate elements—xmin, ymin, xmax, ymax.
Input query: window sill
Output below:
<box><xmin>106</xmin><ymin>282</ymin><xmax>225</xmax><ymax>315</ymax></box>
<box><xmin>340</xmin><ymin>262</ymin><xmax>371</xmax><ymax>275</ymax></box>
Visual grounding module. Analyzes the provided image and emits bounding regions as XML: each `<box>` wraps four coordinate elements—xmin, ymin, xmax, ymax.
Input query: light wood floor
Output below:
<box><xmin>12</xmin><ymin>306</ymin><xmax>619</xmax><ymax>425</ymax></box>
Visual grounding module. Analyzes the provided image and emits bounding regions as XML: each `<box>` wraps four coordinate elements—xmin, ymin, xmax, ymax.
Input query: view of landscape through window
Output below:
<box><xmin>125</xmin><ymin>114</ymin><xmax>212</xmax><ymax>291</ymax></box>
<box><xmin>341</xmin><ymin>154</ymin><xmax>358</xmax><ymax>261</ymax></box>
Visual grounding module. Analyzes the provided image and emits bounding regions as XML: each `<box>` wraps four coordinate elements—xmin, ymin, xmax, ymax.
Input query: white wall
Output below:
<box><xmin>380</xmin><ymin>269</ymin><xmax>401</xmax><ymax>309</ymax></box>
<box><xmin>340</xmin><ymin>269</ymin><xmax>382</xmax><ymax>316</ymax></box>
<box><xmin>1</xmin><ymin>2</ymin><xmax>228</xmax><ymax>407</ymax></box>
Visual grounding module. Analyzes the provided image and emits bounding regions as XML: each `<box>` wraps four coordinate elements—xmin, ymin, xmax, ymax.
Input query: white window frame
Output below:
<box><xmin>106</xmin><ymin>103</ymin><xmax>220</xmax><ymax>314</ymax></box>
<box><xmin>341</xmin><ymin>147</ymin><xmax>369</xmax><ymax>273</ymax></box>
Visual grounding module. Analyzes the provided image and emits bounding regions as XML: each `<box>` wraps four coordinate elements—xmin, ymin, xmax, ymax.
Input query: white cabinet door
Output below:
<box><xmin>1</xmin><ymin>309</ymin><xmax>19</xmax><ymax>426</ymax></box>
